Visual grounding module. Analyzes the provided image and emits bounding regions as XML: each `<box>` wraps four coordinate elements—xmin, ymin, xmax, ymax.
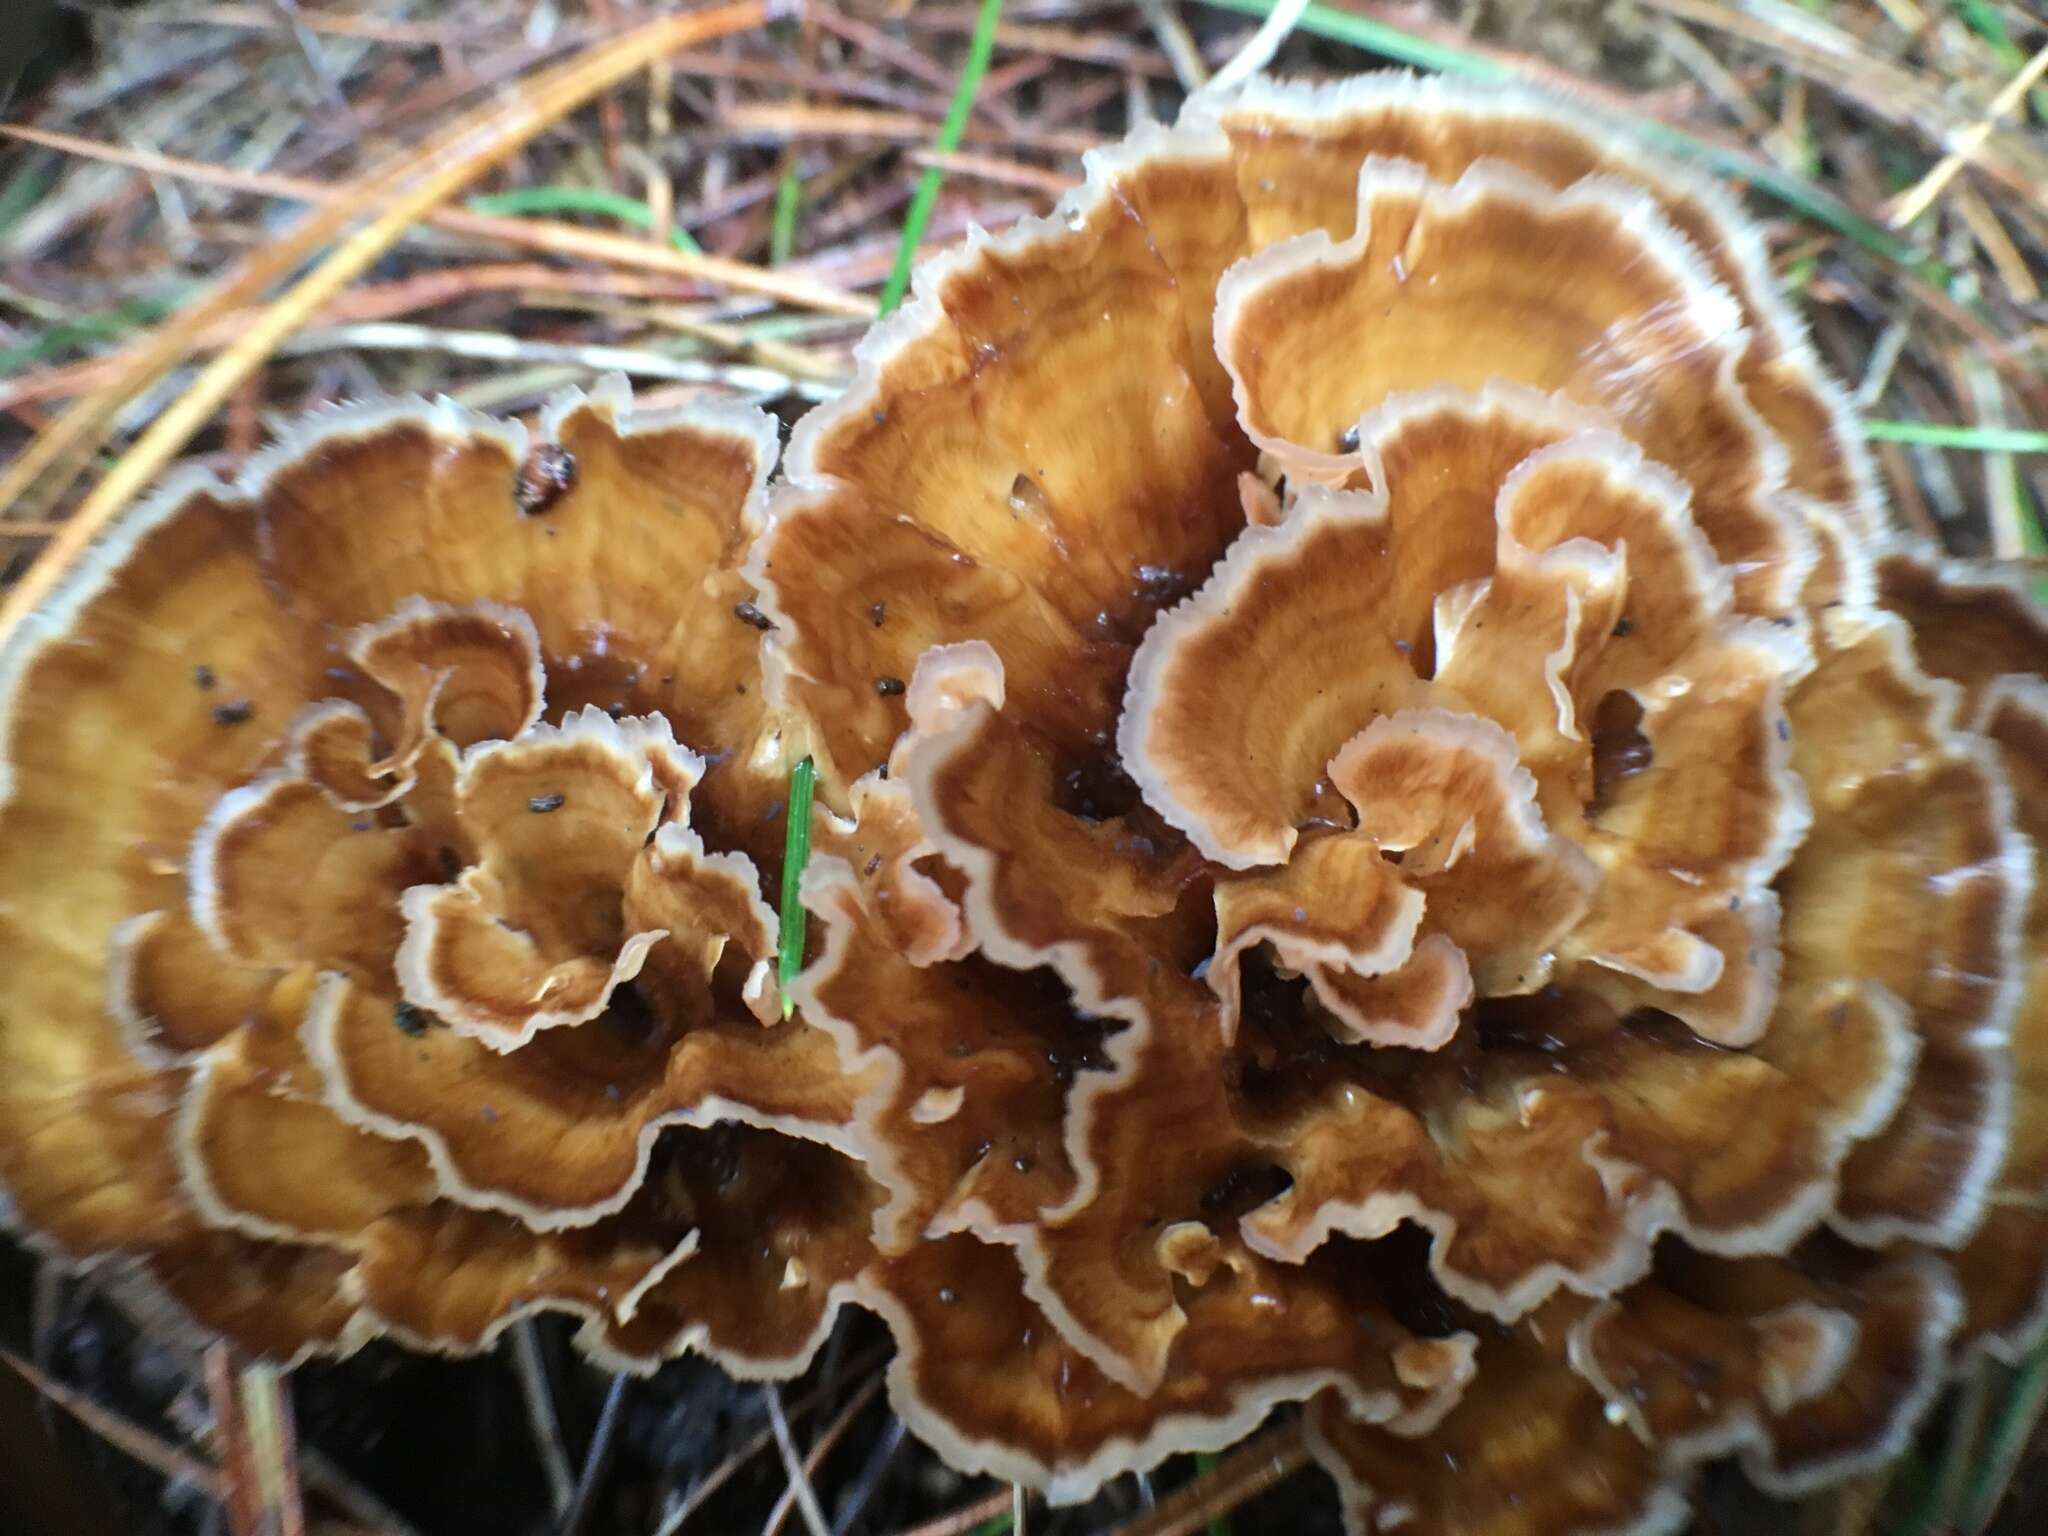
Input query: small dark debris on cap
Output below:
<box><xmin>394</xmin><ymin>1000</ymin><xmax>431</xmax><ymax>1037</ymax></box>
<box><xmin>734</xmin><ymin>601</ymin><xmax>775</xmax><ymax>631</ymax></box>
<box><xmin>868</xmin><ymin>601</ymin><xmax>887</xmax><ymax>626</ymax></box>
<box><xmin>1612</xmin><ymin>615</ymin><xmax>1634</xmax><ymax>638</ymax></box>
<box><xmin>516</xmin><ymin>445</ymin><xmax>576</xmax><ymax>515</ymax></box>
<box><xmin>211</xmin><ymin>700</ymin><xmax>254</xmax><ymax>727</ymax></box>
<box><xmin>874</xmin><ymin>676</ymin><xmax>906</xmax><ymax>697</ymax></box>
<box><xmin>192</xmin><ymin>664</ymin><xmax>216</xmax><ymax>691</ymax></box>
<box><xmin>529</xmin><ymin>792</ymin><xmax>566</xmax><ymax>813</ymax></box>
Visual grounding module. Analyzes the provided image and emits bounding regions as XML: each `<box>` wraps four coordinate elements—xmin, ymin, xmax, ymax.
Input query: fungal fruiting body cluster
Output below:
<box><xmin>2</xmin><ymin>75</ymin><xmax>2045</xmax><ymax>1536</ymax></box>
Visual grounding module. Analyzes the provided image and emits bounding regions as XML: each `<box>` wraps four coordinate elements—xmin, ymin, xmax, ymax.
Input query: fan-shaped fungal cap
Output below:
<box><xmin>7</xmin><ymin>67</ymin><xmax>2048</xmax><ymax>1536</ymax></box>
<box><xmin>0</xmin><ymin>377</ymin><xmax>877</xmax><ymax>1373</ymax></box>
<box><xmin>751</xmin><ymin>70</ymin><xmax>2043</xmax><ymax>1533</ymax></box>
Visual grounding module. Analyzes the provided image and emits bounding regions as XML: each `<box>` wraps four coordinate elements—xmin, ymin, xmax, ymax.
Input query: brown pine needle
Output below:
<box><xmin>0</xmin><ymin>123</ymin><xmax>870</xmax><ymax>320</ymax></box>
<box><xmin>1889</xmin><ymin>42</ymin><xmax>2048</xmax><ymax>227</ymax></box>
<box><xmin>0</xmin><ymin>0</ymin><xmax>782</xmax><ymax>623</ymax></box>
<box><xmin>764</xmin><ymin>1383</ymin><xmax>833</xmax><ymax>1536</ymax></box>
<box><xmin>1111</xmin><ymin>1422</ymin><xmax>1309</xmax><ymax>1536</ymax></box>
<box><xmin>890</xmin><ymin>1488</ymin><xmax>1015</xmax><ymax>1536</ymax></box>
<box><xmin>206</xmin><ymin>1345</ymin><xmax>264</xmax><ymax>1536</ymax></box>
<box><xmin>907</xmin><ymin>148</ymin><xmax>1069</xmax><ymax>195</ymax></box>
<box><xmin>0</xmin><ymin>1346</ymin><xmax>224</xmax><ymax>1497</ymax></box>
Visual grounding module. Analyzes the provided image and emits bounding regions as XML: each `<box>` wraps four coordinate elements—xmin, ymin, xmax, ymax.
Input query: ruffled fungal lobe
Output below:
<box><xmin>756</xmin><ymin>69</ymin><xmax>2042</xmax><ymax>1532</ymax></box>
<box><xmin>7</xmin><ymin>63</ymin><xmax>2047</xmax><ymax>1536</ymax></box>
<box><xmin>0</xmin><ymin>379</ymin><xmax>875</xmax><ymax>1373</ymax></box>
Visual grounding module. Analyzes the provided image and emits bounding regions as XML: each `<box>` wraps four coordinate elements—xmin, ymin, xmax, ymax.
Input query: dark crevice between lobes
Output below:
<box><xmin>1588</xmin><ymin>688</ymin><xmax>1655</xmax><ymax>818</ymax></box>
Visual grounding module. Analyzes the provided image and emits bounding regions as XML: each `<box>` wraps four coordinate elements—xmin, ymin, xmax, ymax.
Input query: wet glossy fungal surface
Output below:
<box><xmin>4</xmin><ymin>73</ymin><xmax>2047</xmax><ymax>1536</ymax></box>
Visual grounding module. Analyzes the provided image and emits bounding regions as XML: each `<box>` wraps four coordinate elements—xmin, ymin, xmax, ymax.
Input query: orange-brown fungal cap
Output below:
<box><xmin>1867</xmin><ymin>550</ymin><xmax>2048</xmax><ymax>1358</ymax></box>
<box><xmin>1210</xmin><ymin>157</ymin><xmax>1809</xmax><ymax>619</ymax></box>
<box><xmin>1304</xmin><ymin>1243</ymin><xmax>1956</xmax><ymax>1536</ymax></box>
<box><xmin>1197</xmin><ymin>72</ymin><xmax>1884</xmax><ymax>541</ymax></box>
<box><xmin>865</xmin><ymin>1233</ymin><xmax>1474</xmax><ymax>1505</ymax></box>
<box><xmin>0</xmin><ymin>376</ymin><xmax>875</xmax><ymax>1376</ymax></box>
<box><xmin>11</xmin><ymin>68</ymin><xmax>2045</xmax><ymax>1531</ymax></box>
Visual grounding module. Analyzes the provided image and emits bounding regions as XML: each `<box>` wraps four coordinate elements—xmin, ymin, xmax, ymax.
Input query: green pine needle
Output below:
<box><xmin>771</xmin><ymin>170</ymin><xmax>802</xmax><ymax>266</ymax></box>
<box><xmin>466</xmin><ymin>185</ymin><xmax>705</xmax><ymax>254</ymax></box>
<box><xmin>0</xmin><ymin>285</ymin><xmax>194</xmax><ymax>377</ymax></box>
<box><xmin>877</xmin><ymin>0</ymin><xmax>1003</xmax><ymax>314</ymax></box>
<box><xmin>1863</xmin><ymin>420</ymin><xmax>2048</xmax><ymax>454</ymax></box>
<box><xmin>1195</xmin><ymin>1451</ymin><xmax>1232</xmax><ymax>1536</ymax></box>
<box><xmin>1965</xmin><ymin>1340</ymin><xmax>2048</xmax><ymax>1530</ymax></box>
<box><xmin>776</xmin><ymin>755</ymin><xmax>817</xmax><ymax>1017</ymax></box>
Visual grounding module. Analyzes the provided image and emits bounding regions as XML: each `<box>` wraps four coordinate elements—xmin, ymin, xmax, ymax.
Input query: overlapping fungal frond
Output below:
<box><xmin>4</xmin><ymin>69</ymin><xmax>2046</xmax><ymax>1536</ymax></box>
<box><xmin>751</xmin><ymin>73</ymin><xmax>2043</xmax><ymax>1533</ymax></box>
<box><xmin>0</xmin><ymin>378</ymin><xmax>877</xmax><ymax>1375</ymax></box>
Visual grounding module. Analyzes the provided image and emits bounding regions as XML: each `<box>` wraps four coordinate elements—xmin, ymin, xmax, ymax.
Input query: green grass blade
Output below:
<box><xmin>1194</xmin><ymin>1451</ymin><xmax>1233</xmax><ymax>1536</ymax></box>
<box><xmin>0</xmin><ymin>284</ymin><xmax>194</xmax><ymax>377</ymax></box>
<box><xmin>877</xmin><ymin>0</ymin><xmax>1004</xmax><ymax>314</ymax></box>
<box><xmin>467</xmin><ymin>185</ymin><xmax>704</xmax><ymax>254</ymax></box>
<box><xmin>777</xmin><ymin>755</ymin><xmax>817</xmax><ymax>1017</ymax></box>
<box><xmin>771</xmin><ymin>169</ymin><xmax>801</xmax><ymax>266</ymax></box>
<box><xmin>1966</xmin><ymin>1341</ymin><xmax>2048</xmax><ymax>1531</ymax></box>
<box><xmin>1864</xmin><ymin>420</ymin><xmax>2048</xmax><ymax>454</ymax></box>
<box><xmin>0</xmin><ymin>164</ymin><xmax>50</xmax><ymax>244</ymax></box>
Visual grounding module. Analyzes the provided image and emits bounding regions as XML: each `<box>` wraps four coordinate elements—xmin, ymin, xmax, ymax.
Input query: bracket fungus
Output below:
<box><xmin>3</xmin><ymin>71</ymin><xmax>2047</xmax><ymax>1536</ymax></box>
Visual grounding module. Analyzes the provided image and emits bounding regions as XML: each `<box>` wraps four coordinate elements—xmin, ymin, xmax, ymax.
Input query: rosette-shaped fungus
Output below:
<box><xmin>6</xmin><ymin>70</ymin><xmax>2048</xmax><ymax>1536</ymax></box>
<box><xmin>0</xmin><ymin>379</ymin><xmax>881</xmax><ymax>1372</ymax></box>
<box><xmin>754</xmin><ymin>74</ymin><xmax>2047</xmax><ymax>1532</ymax></box>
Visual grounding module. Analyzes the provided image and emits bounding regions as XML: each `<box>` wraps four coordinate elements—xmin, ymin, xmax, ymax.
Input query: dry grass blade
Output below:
<box><xmin>888</xmin><ymin>1488</ymin><xmax>1014</xmax><ymax>1536</ymax></box>
<box><xmin>1110</xmin><ymin>1422</ymin><xmax>1309</xmax><ymax>1536</ymax></box>
<box><xmin>205</xmin><ymin>1345</ymin><xmax>262</xmax><ymax>1536</ymax></box>
<box><xmin>1888</xmin><ymin>41</ymin><xmax>2048</xmax><ymax>227</ymax></box>
<box><xmin>0</xmin><ymin>1346</ymin><xmax>223</xmax><ymax>1497</ymax></box>
<box><xmin>0</xmin><ymin>0</ymin><xmax>779</xmax><ymax>631</ymax></box>
<box><xmin>765</xmin><ymin>1384</ymin><xmax>833</xmax><ymax>1536</ymax></box>
<box><xmin>0</xmin><ymin>124</ymin><xmax>874</xmax><ymax>319</ymax></box>
<box><xmin>654</xmin><ymin>1343</ymin><xmax>891</xmax><ymax>1533</ymax></box>
<box><xmin>761</xmin><ymin>1373</ymin><xmax>886</xmax><ymax>1536</ymax></box>
<box><xmin>510</xmin><ymin>1320</ymin><xmax>575</xmax><ymax>1516</ymax></box>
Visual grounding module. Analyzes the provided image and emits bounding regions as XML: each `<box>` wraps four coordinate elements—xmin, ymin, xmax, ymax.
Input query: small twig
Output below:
<box><xmin>1110</xmin><ymin>1422</ymin><xmax>1309</xmax><ymax>1536</ymax></box>
<box><xmin>888</xmin><ymin>1489</ymin><xmax>1014</xmax><ymax>1536</ymax></box>
<box><xmin>831</xmin><ymin>1417</ymin><xmax>908</xmax><ymax>1536</ymax></box>
<box><xmin>300</xmin><ymin>1447</ymin><xmax>429</xmax><ymax>1536</ymax></box>
<box><xmin>655</xmin><ymin>1345</ymin><xmax>892</xmax><ymax>1533</ymax></box>
<box><xmin>1888</xmin><ymin>41</ymin><xmax>2048</xmax><ymax>227</ymax></box>
<box><xmin>510</xmin><ymin>1320</ymin><xmax>576</xmax><ymax>1516</ymax></box>
<box><xmin>765</xmin><ymin>1385</ymin><xmax>834</xmax><ymax>1536</ymax></box>
<box><xmin>262</xmin><ymin>0</ymin><xmax>354</xmax><ymax>114</ymax></box>
<box><xmin>558</xmin><ymin>1374</ymin><xmax>631</xmax><ymax>1536</ymax></box>
<box><xmin>274</xmin><ymin>322</ymin><xmax>838</xmax><ymax>400</ymax></box>
<box><xmin>906</xmin><ymin>148</ymin><xmax>1068</xmax><ymax>195</ymax></box>
<box><xmin>1206</xmin><ymin>0</ymin><xmax>1307</xmax><ymax>94</ymax></box>
<box><xmin>763</xmin><ymin>1374</ymin><xmax>886</xmax><ymax>1536</ymax></box>
<box><xmin>0</xmin><ymin>1347</ymin><xmax>223</xmax><ymax>1497</ymax></box>
<box><xmin>205</xmin><ymin>1346</ymin><xmax>262</xmax><ymax>1536</ymax></box>
<box><xmin>1136</xmin><ymin>0</ymin><xmax>1209</xmax><ymax>92</ymax></box>
<box><xmin>0</xmin><ymin>0</ymin><xmax>781</xmax><ymax>570</ymax></box>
